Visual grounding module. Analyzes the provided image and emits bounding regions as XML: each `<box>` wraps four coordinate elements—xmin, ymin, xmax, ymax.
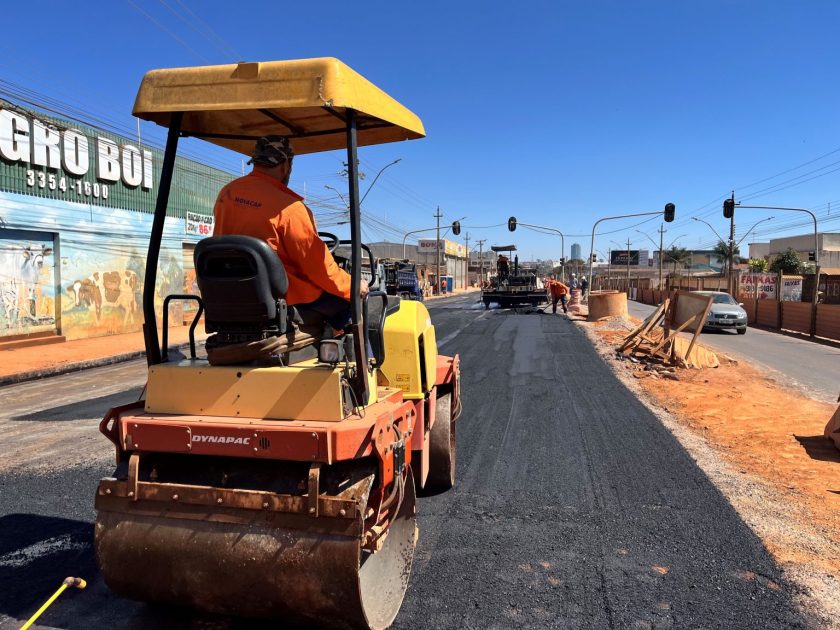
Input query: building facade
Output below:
<box><xmin>769</xmin><ymin>232</ymin><xmax>840</xmax><ymax>268</ymax></box>
<box><xmin>0</xmin><ymin>100</ymin><xmax>233</xmax><ymax>341</ymax></box>
<box><xmin>570</xmin><ymin>243</ymin><xmax>582</xmax><ymax>260</ymax></box>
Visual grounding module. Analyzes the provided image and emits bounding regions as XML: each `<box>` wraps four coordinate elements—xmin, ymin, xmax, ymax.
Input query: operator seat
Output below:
<box><xmin>194</xmin><ymin>235</ymin><xmax>319</xmax><ymax>366</ymax></box>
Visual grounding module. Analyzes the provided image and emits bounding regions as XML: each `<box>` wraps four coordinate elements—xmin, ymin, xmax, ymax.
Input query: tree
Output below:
<box><xmin>748</xmin><ymin>258</ymin><xmax>768</xmax><ymax>272</ymax></box>
<box><xmin>769</xmin><ymin>247</ymin><xmax>803</xmax><ymax>274</ymax></box>
<box><xmin>713</xmin><ymin>239</ymin><xmax>741</xmax><ymax>275</ymax></box>
<box><xmin>663</xmin><ymin>246</ymin><xmax>690</xmax><ymax>274</ymax></box>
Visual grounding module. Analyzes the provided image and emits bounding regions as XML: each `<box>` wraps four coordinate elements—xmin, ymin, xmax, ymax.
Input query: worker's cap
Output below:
<box><xmin>249</xmin><ymin>135</ymin><xmax>294</xmax><ymax>166</ymax></box>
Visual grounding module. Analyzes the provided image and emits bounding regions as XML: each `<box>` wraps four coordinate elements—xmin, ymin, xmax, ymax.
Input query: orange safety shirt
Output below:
<box><xmin>547</xmin><ymin>280</ymin><xmax>569</xmax><ymax>299</ymax></box>
<box><xmin>213</xmin><ymin>171</ymin><xmax>351</xmax><ymax>306</ymax></box>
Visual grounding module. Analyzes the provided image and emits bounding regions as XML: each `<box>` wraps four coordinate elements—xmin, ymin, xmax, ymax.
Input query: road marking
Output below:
<box><xmin>436</xmin><ymin>310</ymin><xmax>490</xmax><ymax>349</ymax></box>
<box><xmin>0</xmin><ymin>534</ymin><xmax>89</xmax><ymax>568</ymax></box>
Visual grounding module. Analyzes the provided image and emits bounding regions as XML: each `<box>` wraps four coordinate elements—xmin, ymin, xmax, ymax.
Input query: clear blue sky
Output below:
<box><xmin>2</xmin><ymin>0</ymin><xmax>840</xmax><ymax>260</ymax></box>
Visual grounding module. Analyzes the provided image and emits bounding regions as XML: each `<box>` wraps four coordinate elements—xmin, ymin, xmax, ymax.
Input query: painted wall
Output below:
<box><xmin>0</xmin><ymin>228</ymin><xmax>56</xmax><ymax>336</ymax></box>
<box><xmin>0</xmin><ymin>191</ymin><xmax>198</xmax><ymax>340</ymax></box>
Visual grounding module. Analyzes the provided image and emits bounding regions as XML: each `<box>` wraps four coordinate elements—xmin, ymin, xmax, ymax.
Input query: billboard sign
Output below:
<box><xmin>418</xmin><ymin>239</ymin><xmax>465</xmax><ymax>257</ymax></box>
<box><xmin>610</xmin><ymin>250</ymin><xmax>641</xmax><ymax>266</ymax></box>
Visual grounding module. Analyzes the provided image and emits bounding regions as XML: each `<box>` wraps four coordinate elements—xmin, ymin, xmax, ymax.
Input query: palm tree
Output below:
<box><xmin>713</xmin><ymin>239</ymin><xmax>741</xmax><ymax>275</ymax></box>
<box><xmin>664</xmin><ymin>246</ymin><xmax>690</xmax><ymax>275</ymax></box>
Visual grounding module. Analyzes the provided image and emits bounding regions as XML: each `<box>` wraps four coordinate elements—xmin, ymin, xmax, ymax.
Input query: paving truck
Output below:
<box><xmin>480</xmin><ymin>244</ymin><xmax>547</xmax><ymax>308</ymax></box>
<box><xmin>94</xmin><ymin>58</ymin><xmax>460</xmax><ymax>630</ymax></box>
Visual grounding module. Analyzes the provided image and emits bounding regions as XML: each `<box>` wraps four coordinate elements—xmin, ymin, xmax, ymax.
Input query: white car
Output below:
<box><xmin>694</xmin><ymin>291</ymin><xmax>748</xmax><ymax>335</ymax></box>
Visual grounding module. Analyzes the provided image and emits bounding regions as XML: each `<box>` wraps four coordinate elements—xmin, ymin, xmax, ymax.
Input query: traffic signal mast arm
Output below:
<box><xmin>506</xmin><ymin>218</ymin><xmax>565</xmax><ymax>280</ymax></box>
<box><xmin>726</xmin><ymin>199</ymin><xmax>820</xmax><ymax>318</ymax></box>
<box><xmin>588</xmin><ymin>203</ymin><xmax>676</xmax><ymax>290</ymax></box>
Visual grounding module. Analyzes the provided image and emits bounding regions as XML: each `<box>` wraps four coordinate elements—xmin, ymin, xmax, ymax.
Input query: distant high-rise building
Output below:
<box><xmin>571</xmin><ymin>243</ymin><xmax>582</xmax><ymax>260</ymax></box>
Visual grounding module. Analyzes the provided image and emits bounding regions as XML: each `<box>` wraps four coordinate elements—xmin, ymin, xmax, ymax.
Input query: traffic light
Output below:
<box><xmin>559</xmin><ymin>257</ymin><xmax>566</xmax><ymax>264</ymax></box>
<box><xmin>808</xmin><ymin>251</ymin><xmax>816</xmax><ymax>262</ymax></box>
<box><xmin>507</xmin><ymin>216</ymin><xmax>517</xmax><ymax>232</ymax></box>
<box><xmin>451</xmin><ymin>220</ymin><xmax>461</xmax><ymax>236</ymax></box>
<box><xmin>723</xmin><ymin>198</ymin><xmax>735</xmax><ymax>219</ymax></box>
<box><xmin>664</xmin><ymin>202</ymin><xmax>675</xmax><ymax>223</ymax></box>
<box><xmin>591</xmin><ymin>253</ymin><xmax>597</xmax><ymax>262</ymax></box>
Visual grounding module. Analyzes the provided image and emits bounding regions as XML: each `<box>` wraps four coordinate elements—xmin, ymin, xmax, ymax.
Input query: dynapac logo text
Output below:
<box><xmin>192</xmin><ymin>435</ymin><xmax>251</xmax><ymax>445</ymax></box>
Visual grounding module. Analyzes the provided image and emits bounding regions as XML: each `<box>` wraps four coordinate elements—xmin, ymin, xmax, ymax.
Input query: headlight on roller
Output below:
<box><xmin>318</xmin><ymin>339</ymin><xmax>344</xmax><ymax>364</ymax></box>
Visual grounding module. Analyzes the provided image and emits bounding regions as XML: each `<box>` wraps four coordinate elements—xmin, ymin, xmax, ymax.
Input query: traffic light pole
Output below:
<box><xmin>728</xmin><ymin>193</ymin><xmax>736</xmax><ymax>296</ymax></box>
<box><xmin>734</xmin><ymin>202</ymin><xmax>820</xmax><ymax>335</ymax></box>
<box><xmin>508</xmin><ymin>221</ymin><xmax>565</xmax><ymax>282</ymax></box>
<box><xmin>588</xmin><ymin>205</ymin><xmax>675</xmax><ymax>293</ymax></box>
<box><xmin>659</xmin><ymin>224</ymin><xmax>665</xmax><ymax>290</ymax></box>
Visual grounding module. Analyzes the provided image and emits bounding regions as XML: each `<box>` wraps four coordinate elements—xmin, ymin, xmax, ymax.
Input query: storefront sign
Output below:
<box><xmin>418</xmin><ymin>239</ymin><xmax>465</xmax><ymax>257</ymax></box>
<box><xmin>782</xmin><ymin>277</ymin><xmax>803</xmax><ymax>302</ymax></box>
<box><xmin>186</xmin><ymin>211</ymin><xmax>214</xmax><ymax>236</ymax></box>
<box><xmin>739</xmin><ymin>273</ymin><xmax>776</xmax><ymax>299</ymax></box>
<box><xmin>0</xmin><ymin>108</ymin><xmax>154</xmax><ymax>197</ymax></box>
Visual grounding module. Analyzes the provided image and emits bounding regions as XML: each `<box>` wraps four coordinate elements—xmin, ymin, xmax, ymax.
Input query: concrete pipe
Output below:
<box><xmin>587</xmin><ymin>291</ymin><xmax>627</xmax><ymax>322</ymax></box>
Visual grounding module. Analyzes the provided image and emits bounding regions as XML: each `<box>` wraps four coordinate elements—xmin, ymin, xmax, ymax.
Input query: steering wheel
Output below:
<box><xmin>318</xmin><ymin>231</ymin><xmax>340</xmax><ymax>254</ymax></box>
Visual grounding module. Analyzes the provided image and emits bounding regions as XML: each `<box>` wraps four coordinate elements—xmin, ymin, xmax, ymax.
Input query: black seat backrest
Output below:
<box><xmin>194</xmin><ymin>236</ymin><xmax>288</xmax><ymax>333</ymax></box>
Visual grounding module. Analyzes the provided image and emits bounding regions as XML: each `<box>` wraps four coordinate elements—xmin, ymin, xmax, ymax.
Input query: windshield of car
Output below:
<box><xmin>712</xmin><ymin>294</ymin><xmax>737</xmax><ymax>305</ymax></box>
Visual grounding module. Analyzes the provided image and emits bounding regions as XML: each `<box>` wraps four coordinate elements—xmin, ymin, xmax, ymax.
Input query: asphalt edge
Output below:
<box><xmin>0</xmin><ymin>342</ymin><xmax>196</xmax><ymax>387</ymax></box>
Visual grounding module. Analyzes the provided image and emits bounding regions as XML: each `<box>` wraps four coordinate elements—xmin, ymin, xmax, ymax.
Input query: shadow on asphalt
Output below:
<box><xmin>794</xmin><ymin>435</ymin><xmax>840</xmax><ymax>463</ymax></box>
<box><xmin>10</xmin><ymin>388</ymin><xmax>144</xmax><ymax>422</ymax></box>
<box><xmin>0</xmin><ymin>513</ymin><xmax>320</xmax><ymax>630</ymax></box>
<box><xmin>0</xmin><ymin>514</ymin><xmax>95</xmax><ymax>618</ymax></box>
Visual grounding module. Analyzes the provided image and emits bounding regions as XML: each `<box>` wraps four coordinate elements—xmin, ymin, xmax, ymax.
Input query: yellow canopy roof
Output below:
<box><xmin>132</xmin><ymin>57</ymin><xmax>425</xmax><ymax>155</ymax></box>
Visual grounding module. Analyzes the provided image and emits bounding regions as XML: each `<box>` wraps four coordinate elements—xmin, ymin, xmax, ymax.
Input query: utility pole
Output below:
<box><xmin>434</xmin><ymin>207</ymin><xmax>442</xmax><ymax>295</ymax></box>
<box><xmin>728</xmin><ymin>191</ymin><xmax>736</xmax><ymax>295</ymax></box>
<box><xmin>626</xmin><ymin>238</ymin><xmax>632</xmax><ymax>291</ymax></box>
<box><xmin>607</xmin><ymin>248</ymin><xmax>611</xmax><ymax>290</ymax></box>
<box><xmin>464</xmin><ymin>232</ymin><xmax>470</xmax><ymax>290</ymax></box>
<box><xmin>476</xmin><ymin>239</ymin><xmax>486</xmax><ymax>286</ymax></box>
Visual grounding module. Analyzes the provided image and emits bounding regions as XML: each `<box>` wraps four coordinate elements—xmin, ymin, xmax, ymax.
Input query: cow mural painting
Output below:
<box><xmin>0</xmin><ymin>230</ymin><xmax>56</xmax><ymax>337</ymax></box>
<box><xmin>67</xmin><ymin>270</ymin><xmax>139</xmax><ymax>326</ymax></box>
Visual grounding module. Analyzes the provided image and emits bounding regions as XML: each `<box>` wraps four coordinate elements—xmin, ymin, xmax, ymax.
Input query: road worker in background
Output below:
<box><xmin>213</xmin><ymin>136</ymin><xmax>368</xmax><ymax>331</ymax></box>
<box><xmin>546</xmin><ymin>277</ymin><xmax>570</xmax><ymax>314</ymax></box>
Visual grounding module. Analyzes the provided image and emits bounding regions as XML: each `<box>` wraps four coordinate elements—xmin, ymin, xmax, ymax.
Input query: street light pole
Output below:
<box><xmin>434</xmin><ymin>207</ymin><xmax>442</xmax><ymax>294</ymax></box>
<box><xmin>636</xmin><ymin>227</ymin><xmax>666</xmax><ymax>290</ymax></box>
<box><xmin>360</xmin><ymin>158</ymin><xmax>401</xmax><ymax>205</ymax></box>
<box><xmin>736</xmin><ymin>217</ymin><xmax>775</xmax><ymax>249</ymax></box>
<box><xmin>464</xmin><ymin>232</ymin><xmax>470</xmax><ymax>289</ymax></box>
<box><xmin>692</xmin><ymin>216</ymin><xmax>728</xmax><ymax>276</ymax></box>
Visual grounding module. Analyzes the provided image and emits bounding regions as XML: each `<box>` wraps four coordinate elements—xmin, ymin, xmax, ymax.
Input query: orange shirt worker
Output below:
<box><xmin>213</xmin><ymin>136</ymin><xmax>368</xmax><ymax>330</ymax></box>
<box><xmin>546</xmin><ymin>278</ymin><xmax>569</xmax><ymax>314</ymax></box>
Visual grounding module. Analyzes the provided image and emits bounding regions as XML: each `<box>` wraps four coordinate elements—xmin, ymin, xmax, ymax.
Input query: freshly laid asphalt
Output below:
<box><xmin>0</xmin><ymin>293</ymin><xmax>810</xmax><ymax>628</ymax></box>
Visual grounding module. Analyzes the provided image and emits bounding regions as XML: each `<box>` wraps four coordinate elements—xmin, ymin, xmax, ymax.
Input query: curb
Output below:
<box><xmin>0</xmin><ymin>341</ymin><xmax>198</xmax><ymax>388</ymax></box>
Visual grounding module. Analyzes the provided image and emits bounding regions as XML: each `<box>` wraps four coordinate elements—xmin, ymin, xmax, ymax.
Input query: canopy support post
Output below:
<box><xmin>345</xmin><ymin>109</ymin><xmax>369</xmax><ymax>404</ymax></box>
<box><xmin>143</xmin><ymin>112</ymin><xmax>183</xmax><ymax>366</ymax></box>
